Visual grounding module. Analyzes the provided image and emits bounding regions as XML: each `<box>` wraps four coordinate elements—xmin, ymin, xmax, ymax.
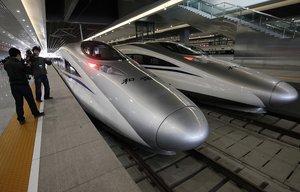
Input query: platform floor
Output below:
<box><xmin>0</xmin><ymin>68</ymin><xmax>15</xmax><ymax>135</ymax></box>
<box><xmin>0</xmin><ymin>66</ymin><xmax>141</xmax><ymax>192</ymax></box>
<box><xmin>0</xmin><ymin>85</ymin><xmax>40</xmax><ymax>192</ymax></box>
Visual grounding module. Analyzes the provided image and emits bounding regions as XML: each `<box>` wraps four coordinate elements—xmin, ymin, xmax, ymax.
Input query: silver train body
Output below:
<box><xmin>115</xmin><ymin>41</ymin><xmax>298</xmax><ymax>113</ymax></box>
<box><xmin>55</xmin><ymin>41</ymin><xmax>208</xmax><ymax>154</ymax></box>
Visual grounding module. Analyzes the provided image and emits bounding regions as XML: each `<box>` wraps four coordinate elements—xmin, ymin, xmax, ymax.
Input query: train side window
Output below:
<box><xmin>130</xmin><ymin>54</ymin><xmax>144</xmax><ymax>64</ymax></box>
<box><xmin>64</xmin><ymin>59</ymin><xmax>81</xmax><ymax>77</ymax></box>
<box><xmin>150</xmin><ymin>57</ymin><xmax>177</xmax><ymax>67</ymax></box>
<box><xmin>127</xmin><ymin>54</ymin><xmax>149</xmax><ymax>65</ymax></box>
<box><xmin>128</xmin><ymin>54</ymin><xmax>178</xmax><ymax>67</ymax></box>
<box><xmin>156</xmin><ymin>42</ymin><xmax>200</xmax><ymax>55</ymax></box>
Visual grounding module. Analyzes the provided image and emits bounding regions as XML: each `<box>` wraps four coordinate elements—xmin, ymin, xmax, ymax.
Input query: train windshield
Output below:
<box><xmin>157</xmin><ymin>42</ymin><xmax>200</xmax><ymax>56</ymax></box>
<box><xmin>81</xmin><ymin>41</ymin><xmax>125</xmax><ymax>60</ymax></box>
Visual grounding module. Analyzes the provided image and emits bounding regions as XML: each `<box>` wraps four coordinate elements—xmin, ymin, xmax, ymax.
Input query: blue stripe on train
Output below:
<box><xmin>62</xmin><ymin>71</ymin><xmax>95</xmax><ymax>94</ymax></box>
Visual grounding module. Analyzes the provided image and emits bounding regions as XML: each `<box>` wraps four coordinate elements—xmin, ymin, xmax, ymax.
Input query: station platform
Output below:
<box><xmin>0</xmin><ymin>66</ymin><xmax>141</xmax><ymax>192</ymax></box>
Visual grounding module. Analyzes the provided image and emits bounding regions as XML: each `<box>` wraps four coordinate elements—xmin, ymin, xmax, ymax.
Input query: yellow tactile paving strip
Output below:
<box><xmin>0</xmin><ymin>86</ymin><xmax>40</xmax><ymax>192</ymax></box>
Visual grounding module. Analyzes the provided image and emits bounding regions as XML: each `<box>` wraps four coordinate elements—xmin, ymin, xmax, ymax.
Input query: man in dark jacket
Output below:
<box><xmin>31</xmin><ymin>46</ymin><xmax>53</xmax><ymax>102</ymax></box>
<box><xmin>4</xmin><ymin>48</ymin><xmax>44</xmax><ymax>124</ymax></box>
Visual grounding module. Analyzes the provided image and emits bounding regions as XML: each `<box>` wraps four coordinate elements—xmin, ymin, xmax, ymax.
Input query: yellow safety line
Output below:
<box><xmin>0</xmin><ymin>85</ymin><xmax>40</xmax><ymax>192</ymax></box>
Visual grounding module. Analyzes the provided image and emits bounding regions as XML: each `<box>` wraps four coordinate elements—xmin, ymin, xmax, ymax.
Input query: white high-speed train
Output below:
<box><xmin>54</xmin><ymin>41</ymin><xmax>208</xmax><ymax>154</ymax></box>
<box><xmin>115</xmin><ymin>41</ymin><xmax>298</xmax><ymax>113</ymax></box>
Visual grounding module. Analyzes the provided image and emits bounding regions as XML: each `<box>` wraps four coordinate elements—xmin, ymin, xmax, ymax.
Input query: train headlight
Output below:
<box><xmin>183</xmin><ymin>56</ymin><xmax>203</xmax><ymax>62</ymax></box>
<box><xmin>183</xmin><ymin>56</ymin><xmax>194</xmax><ymax>61</ymax></box>
<box><xmin>88</xmin><ymin>62</ymin><xmax>99</xmax><ymax>70</ymax></box>
<box><xmin>88</xmin><ymin>63</ymin><xmax>98</xmax><ymax>68</ymax></box>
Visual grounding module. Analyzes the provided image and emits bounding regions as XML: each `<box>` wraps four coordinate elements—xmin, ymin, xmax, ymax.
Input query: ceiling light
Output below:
<box><xmin>156</xmin><ymin>24</ymin><xmax>189</xmax><ymax>34</ymax></box>
<box><xmin>21</xmin><ymin>0</ymin><xmax>47</xmax><ymax>50</ymax></box>
<box><xmin>16</xmin><ymin>10</ymin><xmax>20</xmax><ymax>13</ymax></box>
<box><xmin>85</xmin><ymin>0</ymin><xmax>183</xmax><ymax>41</ymax></box>
<box><xmin>22</xmin><ymin>19</ymin><xmax>25</xmax><ymax>22</ymax></box>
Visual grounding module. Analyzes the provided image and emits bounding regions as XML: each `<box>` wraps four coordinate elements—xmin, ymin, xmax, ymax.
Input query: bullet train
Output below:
<box><xmin>54</xmin><ymin>41</ymin><xmax>208</xmax><ymax>154</ymax></box>
<box><xmin>115</xmin><ymin>41</ymin><xmax>298</xmax><ymax>113</ymax></box>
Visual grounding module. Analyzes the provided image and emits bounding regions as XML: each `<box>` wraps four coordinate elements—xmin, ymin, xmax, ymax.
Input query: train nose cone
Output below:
<box><xmin>270</xmin><ymin>82</ymin><xmax>298</xmax><ymax>106</ymax></box>
<box><xmin>156</xmin><ymin>107</ymin><xmax>209</xmax><ymax>151</ymax></box>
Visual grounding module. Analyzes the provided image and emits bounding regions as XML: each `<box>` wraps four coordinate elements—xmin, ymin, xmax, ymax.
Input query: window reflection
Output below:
<box><xmin>81</xmin><ymin>41</ymin><xmax>125</xmax><ymax>60</ymax></box>
<box><xmin>63</xmin><ymin>59</ymin><xmax>81</xmax><ymax>77</ymax></box>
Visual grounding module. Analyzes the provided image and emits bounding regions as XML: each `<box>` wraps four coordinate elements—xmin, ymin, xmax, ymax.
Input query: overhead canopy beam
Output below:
<box><xmin>64</xmin><ymin>0</ymin><xmax>79</xmax><ymax>21</ymax></box>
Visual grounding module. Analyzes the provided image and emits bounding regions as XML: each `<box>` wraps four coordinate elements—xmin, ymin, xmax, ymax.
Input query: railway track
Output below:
<box><xmin>98</xmin><ymin>127</ymin><xmax>297</xmax><ymax>192</ymax></box>
<box><xmin>199</xmin><ymin>105</ymin><xmax>300</xmax><ymax>148</ymax></box>
<box><xmin>88</xmin><ymin>107</ymin><xmax>300</xmax><ymax>192</ymax></box>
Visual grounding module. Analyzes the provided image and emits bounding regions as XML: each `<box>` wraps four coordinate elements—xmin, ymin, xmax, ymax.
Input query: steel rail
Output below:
<box><xmin>123</xmin><ymin>145</ymin><xmax>174</xmax><ymax>192</ymax></box>
<box><xmin>202</xmin><ymin>105</ymin><xmax>300</xmax><ymax>140</ymax></box>
<box><xmin>188</xmin><ymin>149</ymin><xmax>267</xmax><ymax>192</ymax></box>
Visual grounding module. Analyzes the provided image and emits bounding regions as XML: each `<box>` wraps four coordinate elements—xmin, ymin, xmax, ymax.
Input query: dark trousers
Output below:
<box><xmin>35</xmin><ymin>74</ymin><xmax>50</xmax><ymax>100</ymax></box>
<box><xmin>10</xmin><ymin>84</ymin><xmax>40</xmax><ymax>121</ymax></box>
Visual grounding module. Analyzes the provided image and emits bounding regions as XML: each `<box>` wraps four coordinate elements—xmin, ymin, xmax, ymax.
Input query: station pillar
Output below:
<box><xmin>180</xmin><ymin>29</ymin><xmax>190</xmax><ymax>46</ymax></box>
<box><xmin>135</xmin><ymin>21</ymin><xmax>155</xmax><ymax>41</ymax></box>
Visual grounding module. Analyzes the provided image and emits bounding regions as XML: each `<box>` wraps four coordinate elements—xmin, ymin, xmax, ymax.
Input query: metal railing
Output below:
<box><xmin>181</xmin><ymin>0</ymin><xmax>299</xmax><ymax>38</ymax></box>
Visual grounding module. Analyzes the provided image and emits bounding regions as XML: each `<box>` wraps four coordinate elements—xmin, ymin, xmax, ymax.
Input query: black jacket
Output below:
<box><xmin>31</xmin><ymin>57</ymin><xmax>52</xmax><ymax>77</ymax></box>
<box><xmin>4</xmin><ymin>57</ymin><xmax>30</xmax><ymax>85</ymax></box>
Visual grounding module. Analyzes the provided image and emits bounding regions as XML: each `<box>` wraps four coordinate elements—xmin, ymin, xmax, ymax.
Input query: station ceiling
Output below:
<box><xmin>45</xmin><ymin>0</ymin><xmax>161</xmax><ymax>52</ymax></box>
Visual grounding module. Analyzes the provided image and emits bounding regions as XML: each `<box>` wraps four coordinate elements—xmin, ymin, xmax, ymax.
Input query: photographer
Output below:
<box><xmin>31</xmin><ymin>46</ymin><xmax>53</xmax><ymax>102</ymax></box>
<box><xmin>4</xmin><ymin>47</ymin><xmax>44</xmax><ymax>124</ymax></box>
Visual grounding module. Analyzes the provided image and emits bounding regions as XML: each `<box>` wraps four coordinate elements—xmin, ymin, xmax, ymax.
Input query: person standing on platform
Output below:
<box><xmin>31</xmin><ymin>46</ymin><xmax>53</xmax><ymax>102</ymax></box>
<box><xmin>4</xmin><ymin>48</ymin><xmax>44</xmax><ymax>125</ymax></box>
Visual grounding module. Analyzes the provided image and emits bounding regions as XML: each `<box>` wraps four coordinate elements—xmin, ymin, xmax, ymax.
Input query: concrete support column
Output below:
<box><xmin>180</xmin><ymin>29</ymin><xmax>190</xmax><ymax>46</ymax></box>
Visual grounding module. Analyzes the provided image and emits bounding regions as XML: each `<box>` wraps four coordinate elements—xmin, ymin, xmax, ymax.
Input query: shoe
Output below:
<box><xmin>34</xmin><ymin>112</ymin><xmax>45</xmax><ymax>118</ymax></box>
<box><xmin>44</xmin><ymin>97</ymin><xmax>53</xmax><ymax>100</ymax></box>
<box><xmin>19</xmin><ymin>119</ymin><xmax>26</xmax><ymax>125</ymax></box>
<box><xmin>36</xmin><ymin>99</ymin><xmax>43</xmax><ymax>102</ymax></box>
